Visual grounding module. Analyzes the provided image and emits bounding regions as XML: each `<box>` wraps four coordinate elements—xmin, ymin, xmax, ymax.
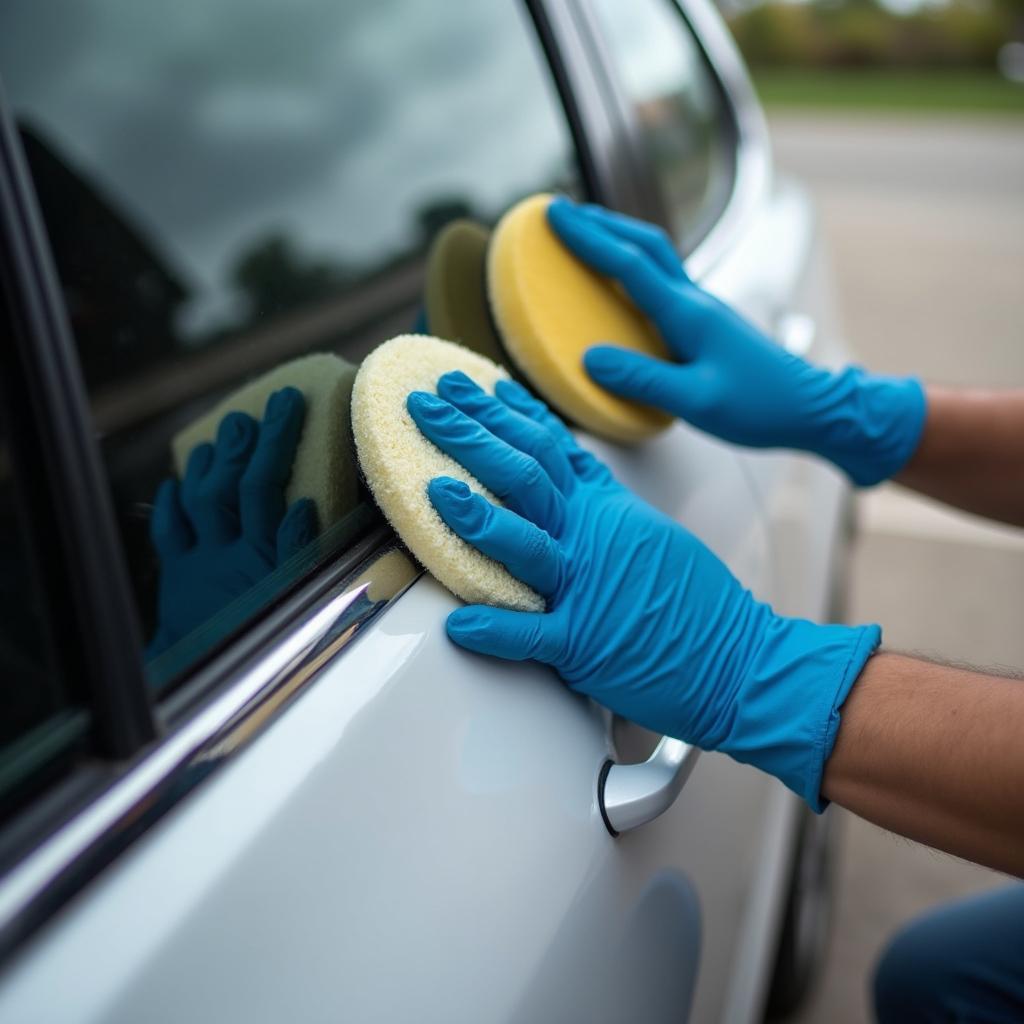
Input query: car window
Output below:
<box><xmin>0</xmin><ymin>404</ymin><xmax>89</xmax><ymax>823</ymax></box>
<box><xmin>588</xmin><ymin>0</ymin><xmax>736</xmax><ymax>252</ymax></box>
<box><xmin>0</xmin><ymin>0</ymin><xmax>580</xmax><ymax>692</ymax></box>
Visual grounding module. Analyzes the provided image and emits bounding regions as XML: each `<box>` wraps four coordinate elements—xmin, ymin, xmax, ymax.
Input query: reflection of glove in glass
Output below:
<box><xmin>148</xmin><ymin>387</ymin><xmax>316</xmax><ymax>656</ymax></box>
<box><xmin>408</xmin><ymin>375</ymin><xmax>880</xmax><ymax>810</ymax></box>
<box><xmin>547</xmin><ymin>198</ymin><xmax>926</xmax><ymax>487</ymax></box>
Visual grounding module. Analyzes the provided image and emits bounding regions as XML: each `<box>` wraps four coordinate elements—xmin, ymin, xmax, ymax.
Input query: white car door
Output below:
<box><xmin>0</xmin><ymin>1</ymin><xmax>844</xmax><ymax>1022</ymax></box>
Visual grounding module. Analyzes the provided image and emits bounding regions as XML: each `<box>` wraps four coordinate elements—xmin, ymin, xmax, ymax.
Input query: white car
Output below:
<box><xmin>0</xmin><ymin>1</ymin><xmax>853</xmax><ymax>1021</ymax></box>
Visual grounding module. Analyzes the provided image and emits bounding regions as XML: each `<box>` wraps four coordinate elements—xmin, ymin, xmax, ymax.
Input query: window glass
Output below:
<box><xmin>0</xmin><ymin>0</ymin><xmax>579</xmax><ymax>690</ymax></box>
<box><xmin>589</xmin><ymin>0</ymin><xmax>735</xmax><ymax>252</ymax></box>
<box><xmin>0</xmin><ymin>406</ymin><xmax>88</xmax><ymax>820</ymax></box>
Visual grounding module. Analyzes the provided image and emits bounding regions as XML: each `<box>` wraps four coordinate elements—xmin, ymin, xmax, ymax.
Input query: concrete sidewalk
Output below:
<box><xmin>770</xmin><ymin>113</ymin><xmax>1024</xmax><ymax>1024</ymax></box>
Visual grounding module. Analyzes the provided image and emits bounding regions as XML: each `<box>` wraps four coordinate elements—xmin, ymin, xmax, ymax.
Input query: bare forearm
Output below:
<box><xmin>822</xmin><ymin>653</ymin><xmax>1024</xmax><ymax>876</ymax></box>
<box><xmin>894</xmin><ymin>387</ymin><xmax>1024</xmax><ymax>526</ymax></box>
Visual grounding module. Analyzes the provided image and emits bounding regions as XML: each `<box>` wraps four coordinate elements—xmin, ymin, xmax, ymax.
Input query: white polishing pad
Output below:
<box><xmin>351</xmin><ymin>334</ymin><xmax>543</xmax><ymax>612</ymax></box>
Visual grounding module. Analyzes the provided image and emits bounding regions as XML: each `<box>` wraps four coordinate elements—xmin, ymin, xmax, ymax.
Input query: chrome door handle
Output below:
<box><xmin>598</xmin><ymin>737</ymin><xmax>700</xmax><ymax>836</ymax></box>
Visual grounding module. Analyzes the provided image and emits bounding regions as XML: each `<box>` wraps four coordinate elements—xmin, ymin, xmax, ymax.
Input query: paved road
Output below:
<box><xmin>773</xmin><ymin>114</ymin><xmax>1024</xmax><ymax>390</ymax></box>
<box><xmin>769</xmin><ymin>113</ymin><xmax>1024</xmax><ymax>1024</ymax></box>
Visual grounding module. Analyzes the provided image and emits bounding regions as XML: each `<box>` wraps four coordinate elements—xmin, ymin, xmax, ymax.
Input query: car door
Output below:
<box><xmin>0</xmin><ymin>1</ymin><xmax>817</xmax><ymax>1022</ymax></box>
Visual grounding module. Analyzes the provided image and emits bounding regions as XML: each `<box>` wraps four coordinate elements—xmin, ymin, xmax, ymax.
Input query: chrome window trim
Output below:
<box><xmin>0</xmin><ymin>543</ymin><xmax>421</xmax><ymax>961</ymax></box>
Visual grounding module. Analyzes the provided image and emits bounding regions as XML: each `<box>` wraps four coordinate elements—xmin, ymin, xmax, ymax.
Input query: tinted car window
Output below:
<box><xmin>0</xmin><ymin>0</ymin><xmax>580</xmax><ymax>690</ymax></box>
<box><xmin>589</xmin><ymin>0</ymin><xmax>735</xmax><ymax>252</ymax></box>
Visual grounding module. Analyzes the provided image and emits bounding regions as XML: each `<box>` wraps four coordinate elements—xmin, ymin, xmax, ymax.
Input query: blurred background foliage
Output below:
<box><xmin>723</xmin><ymin>0</ymin><xmax>1024</xmax><ymax>111</ymax></box>
<box><xmin>730</xmin><ymin>0</ymin><xmax>1016</xmax><ymax>69</ymax></box>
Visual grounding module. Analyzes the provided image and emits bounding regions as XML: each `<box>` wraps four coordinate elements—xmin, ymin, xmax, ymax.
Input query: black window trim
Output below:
<box><xmin>0</xmin><ymin>85</ymin><xmax>156</xmax><ymax>757</ymax></box>
<box><xmin>571</xmin><ymin>0</ymin><xmax>741</xmax><ymax>249</ymax></box>
<box><xmin>523</xmin><ymin>0</ymin><xmax>602</xmax><ymax>203</ymax></box>
<box><xmin>569</xmin><ymin>0</ymin><xmax>772</xmax><ymax>275</ymax></box>
<box><xmin>0</xmin><ymin>79</ymin><xmax>166</xmax><ymax>924</ymax></box>
<box><xmin>565</xmin><ymin>0</ymin><xmax>674</xmax><ymax>227</ymax></box>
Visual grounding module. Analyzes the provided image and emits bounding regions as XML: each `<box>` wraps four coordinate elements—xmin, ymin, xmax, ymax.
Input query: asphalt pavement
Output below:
<box><xmin>769</xmin><ymin>112</ymin><xmax>1024</xmax><ymax>1024</ymax></box>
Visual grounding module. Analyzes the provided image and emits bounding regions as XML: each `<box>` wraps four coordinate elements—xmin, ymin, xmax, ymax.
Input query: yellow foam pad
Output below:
<box><xmin>488</xmin><ymin>193</ymin><xmax>673</xmax><ymax>443</ymax></box>
<box><xmin>172</xmin><ymin>353</ymin><xmax>358</xmax><ymax>529</ymax></box>
<box><xmin>351</xmin><ymin>334</ymin><xmax>542</xmax><ymax>612</ymax></box>
<box><xmin>425</xmin><ymin>219</ymin><xmax>507</xmax><ymax>367</ymax></box>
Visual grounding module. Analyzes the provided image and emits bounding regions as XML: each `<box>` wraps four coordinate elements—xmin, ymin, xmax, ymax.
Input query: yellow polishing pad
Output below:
<box><xmin>425</xmin><ymin>219</ymin><xmax>507</xmax><ymax>367</ymax></box>
<box><xmin>488</xmin><ymin>193</ymin><xmax>673</xmax><ymax>443</ymax></box>
<box><xmin>351</xmin><ymin>334</ymin><xmax>542</xmax><ymax>612</ymax></box>
<box><xmin>172</xmin><ymin>353</ymin><xmax>358</xmax><ymax>530</ymax></box>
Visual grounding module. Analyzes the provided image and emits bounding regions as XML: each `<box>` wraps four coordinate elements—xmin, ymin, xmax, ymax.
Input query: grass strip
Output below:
<box><xmin>750</xmin><ymin>70</ymin><xmax>1024</xmax><ymax>115</ymax></box>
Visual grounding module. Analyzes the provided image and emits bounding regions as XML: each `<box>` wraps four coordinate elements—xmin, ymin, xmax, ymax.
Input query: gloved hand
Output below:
<box><xmin>408</xmin><ymin>374</ymin><xmax>881</xmax><ymax>810</ymax></box>
<box><xmin>148</xmin><ymin>387</ymin><xmax>317</xmax><ymax>657</ymax></box>
<box><xmin>547</xmin><ymin>197</ymin><xmax>927</xmax><ymax>487</ymax></box>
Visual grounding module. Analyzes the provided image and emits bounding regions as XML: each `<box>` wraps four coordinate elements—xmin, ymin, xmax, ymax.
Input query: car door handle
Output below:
<box><xmin>598</xmin><ymin>737</ymin><xmax>700</xmax><ymax>836</ymax></box>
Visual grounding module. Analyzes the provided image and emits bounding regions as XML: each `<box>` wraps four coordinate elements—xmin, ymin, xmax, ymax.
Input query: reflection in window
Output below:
<box><xmin>590</xmin><ymin>0</ymin><xmax>735</xmax><ymax>252</ymax></box>
<box><xmin>1</xmin><ymin>0</ymin><xmax>580</xmax><ymax>689</ymax></box>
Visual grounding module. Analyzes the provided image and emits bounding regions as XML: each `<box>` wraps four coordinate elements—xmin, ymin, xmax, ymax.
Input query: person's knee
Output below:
<box><xmin>873</xmin><ymin>916</ymin><xmax>951</xmax><ymax>1024</ymax></box>
<box><xmin>872</xmin><ymin>887</ymin><xmax>1024</xmax><ymax>1024</ymax></box>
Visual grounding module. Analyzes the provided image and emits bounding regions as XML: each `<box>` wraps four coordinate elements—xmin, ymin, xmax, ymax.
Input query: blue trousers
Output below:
<box><xmin>873</xmin><ymin>884</ymin><xmax>1024</xmax><ymax>1023</ymax></box>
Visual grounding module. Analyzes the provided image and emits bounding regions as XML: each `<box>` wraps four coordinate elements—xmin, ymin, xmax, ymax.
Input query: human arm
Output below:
<box><xmin>893</xmin><ymin>387</ymin><xmax>1024</xmax><ymax>527</ymax></box>
<box><xmin>823</xmin><ymin>653</ymin><xmax>1024</xmax><ymax>876</ymax></box>
<box><xmin>549</xmin><ymin>199</ymin><xmax>1024</xmax><ymax>523</ymax></box>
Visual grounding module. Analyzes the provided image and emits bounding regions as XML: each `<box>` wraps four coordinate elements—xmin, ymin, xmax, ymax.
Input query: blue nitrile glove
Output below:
<box><xmin>547</xmin><ymin>197</ymin><xmax>927</xmax><ymax>487</ymax></box>
<box><xmin>407</xmin><ymin>373</ymin><xmax>881</xmax><ymax>810</ymax></box>
<box><xmin>147</xmin><ymin>387</ymin><xmax>317</xmax><ymax>657</ymax></box>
